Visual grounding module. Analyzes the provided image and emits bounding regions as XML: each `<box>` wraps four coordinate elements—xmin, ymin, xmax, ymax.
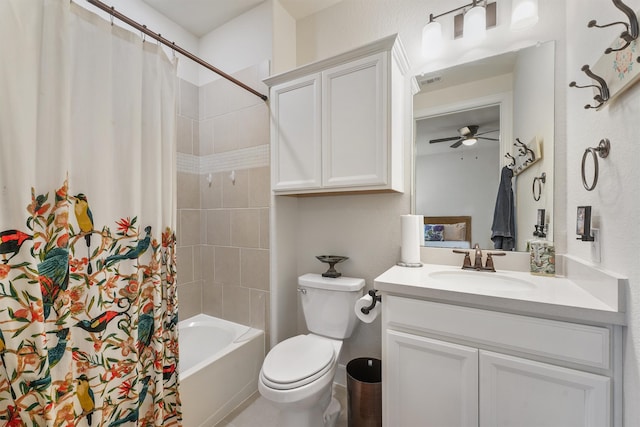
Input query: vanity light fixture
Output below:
<box><xmin>422</xmin><ymin>0</ymin><xmax>539</xmax><ymax>57</ymax></box>
<box><xmin>422</xmin><ymin>14</ymin><xmax>444</xmax><ymax>58</ymax></box>
<box><xmin>511</xmin><ymin>0</ymin><xmax>539</xmax><ymax>30</ymax></box>
<box><xmin>464</xmin><ymin>1</ymin><xmax>487</xmax><ymax>40</ymax></box>
<box><xmin>422</xmin><ymin>0</ymin><xmax>494</xmax><ymax>54</ymax></box>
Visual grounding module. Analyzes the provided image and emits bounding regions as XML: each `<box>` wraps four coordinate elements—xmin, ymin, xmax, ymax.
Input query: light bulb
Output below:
<box><xmin>422</xmin><ymin>20</ymin><xmax>443</xmax><ymax>58</ymax></box>
<box><xmin>462</xmin><ymin>137</ymin><xmax>478</xmax><ymax>146</ymax></box>
<box><xmin>511</xmin><ymin>0</ymin><xmax>539</xmax><ymax>30</ymax></box>
<box><xmin>464</xmin><ymin>5</ymin><xmax>487</xmax><ymax>40</ymax></box>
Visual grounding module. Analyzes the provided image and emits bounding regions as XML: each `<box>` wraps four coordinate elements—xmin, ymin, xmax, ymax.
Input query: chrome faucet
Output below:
<box><xmin>453</xmin><ymin>244</ymin><xmax>506</xmax><ymax>272</ymax></box>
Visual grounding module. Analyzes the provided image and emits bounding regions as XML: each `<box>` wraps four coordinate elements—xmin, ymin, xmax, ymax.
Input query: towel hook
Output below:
<box><xmin>504</xmin><ymin>153</ymin><xmax>516</xmax><ymax>168</ymax></box>
<box><xmin>514</xmin><ymin>138</ymin><xmax>536</xmax><ymax>164</ymax></box>
<box><xmin>588</xmin><ymin>0</ymin><xmax>639</xmax><ymax>54</ymax></box>
<box><xmin>581</xmin><ymin>139</ymin><xmax>611</xmax><ymax>191</ymax></box>
<box><xmin>532</xmin><ymin>172</ymin><xmax>546</xmax><ymax>201</ymax></box>
<box><xmin>569</xmin><ymin>65</ymin><xmax>610</xmax><ymax>109</ymax></box>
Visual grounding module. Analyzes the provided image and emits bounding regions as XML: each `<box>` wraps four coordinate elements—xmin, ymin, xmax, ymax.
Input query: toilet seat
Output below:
<box><xmin>261</xmin><ymin>335</ymin><xmax>336</xmax><ymax>390</ymax></box>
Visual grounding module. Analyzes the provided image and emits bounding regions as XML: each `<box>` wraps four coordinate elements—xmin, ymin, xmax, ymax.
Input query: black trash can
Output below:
<box><xmin>346</xmin><ymin>357</ymin><xmax>382</xmax><ymax>427</ymax></box>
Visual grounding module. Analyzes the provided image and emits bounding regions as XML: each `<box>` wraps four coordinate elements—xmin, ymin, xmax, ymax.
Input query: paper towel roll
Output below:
<box><xmin>400</xmin><ymin>214</ymin><xmax>422</xmax><ymax>265</ymax></box>
<box><xmin>355</xmin><ymin>294</ymin><xmax>380</xmax><ymax>323</ymax></box>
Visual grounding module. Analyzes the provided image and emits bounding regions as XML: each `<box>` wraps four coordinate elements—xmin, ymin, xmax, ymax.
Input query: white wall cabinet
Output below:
<box><xmin>265</xmin><ymin>34</ymin><xmax>411</xmax><ymax>195</ymax></box>
<box><xmin>269</xmin><ymin>73</ymin><xmax>322</xmax><ymax>191</ymax></box>
<box><xmin>383</xmin><ymin>295</ymin><xmax>620</xmax><ymax>427</ymax></box>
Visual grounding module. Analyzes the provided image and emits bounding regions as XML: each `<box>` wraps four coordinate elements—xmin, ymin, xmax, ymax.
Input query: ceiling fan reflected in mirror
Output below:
<box><xmin>429</xmin><ymin>125</ymin><xmax>499</xmax><ymax>148</ymax></box>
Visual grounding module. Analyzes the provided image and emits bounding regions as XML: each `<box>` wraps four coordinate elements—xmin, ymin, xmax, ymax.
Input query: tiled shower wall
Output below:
<box><xmin>176</xmin><ymin>63</ymin><xmax>271</xmax><ymax>346</ymax></box>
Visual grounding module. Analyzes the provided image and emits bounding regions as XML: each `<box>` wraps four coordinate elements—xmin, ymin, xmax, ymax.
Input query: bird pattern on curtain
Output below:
<box><xmin>0</xmin><ymin>178</ymin><xmax>181</xmax><ymax>426</ymax></box>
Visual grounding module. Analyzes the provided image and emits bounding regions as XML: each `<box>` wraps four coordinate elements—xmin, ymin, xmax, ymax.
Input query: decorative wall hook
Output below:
<box><xmin>587</xmin><ymin>0</ymin><xmax>639</xmax><ymax>54</ymax></box>
<box><xmin>569</xmin><ymin>65</ymin><xmax>611</xmax><ymax>109</ymax></box>
<box><xmin>514</xmin><ymin>138</ymin><xmax>536</xmax><ymax>164</ymax></box>
<box><xmin>505</xmin><ymin>153</ymin><xmax>516</xmax><ymax>168</ymax></box>
<box><xmin>532</xmin><ymin>172</ymin><xmax>546</xmax><ymax>201</ymax></box>
<box><xmin>581</xmin><ymin>138</ymin><xmax>611</xmax><ymax>191</ymax></box>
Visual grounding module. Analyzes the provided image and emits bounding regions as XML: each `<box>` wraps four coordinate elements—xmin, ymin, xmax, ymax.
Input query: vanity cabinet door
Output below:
<box><xmin>322</xmin><ymin>52</ymin><xmax>388</xmax><ymax>189</ymax></box>
<box><xmin>270</xmin><ymin>73</ymin><xmax>322</xmax><ymax>192</ymax></box>
<box><xmin>385</xmin><ymin>329</ymin><xmax>479</xmax><ymax>427</ymax></box>
<box><xmin>479</xmin><ymin>350</ymin><xmax>610</xmax><ymax>427</ymax></box>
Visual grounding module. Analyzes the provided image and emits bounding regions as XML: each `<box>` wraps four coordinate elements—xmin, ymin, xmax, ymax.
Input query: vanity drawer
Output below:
<box><xmin>385</xmin><ymin>296</ymin><xmax>610</xmax><ymax>370</ymax></box>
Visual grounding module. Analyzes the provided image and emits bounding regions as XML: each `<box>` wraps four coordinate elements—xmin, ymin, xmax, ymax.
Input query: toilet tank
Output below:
<box><xmin>298</xmin><ymin>273</ymin><xmax>365</xmax><ymax>339</ymax></box>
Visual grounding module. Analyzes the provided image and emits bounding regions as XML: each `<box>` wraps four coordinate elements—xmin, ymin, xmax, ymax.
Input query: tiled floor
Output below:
<box><xmin>217</xmin><ymin>384</ymin><xmax>348</xmax><ymax>427</ymax></box>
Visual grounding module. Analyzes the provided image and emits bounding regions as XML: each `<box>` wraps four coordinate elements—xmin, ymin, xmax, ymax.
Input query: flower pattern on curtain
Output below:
<box><xmin>0</xmin><ymin>179</ymin><xmax>181</xmax><ymax>426</ymax></box>
<box><xmin>0</xmin><ymin>0</ymin><xmax>181</xmax><ymax>425</ymax></box>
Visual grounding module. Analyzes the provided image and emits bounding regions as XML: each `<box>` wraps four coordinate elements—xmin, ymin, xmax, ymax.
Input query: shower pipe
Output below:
<box><xmin>86</xmin><ymin>0</ymin><xmax>268</xmax><ymax>102</ymax></box>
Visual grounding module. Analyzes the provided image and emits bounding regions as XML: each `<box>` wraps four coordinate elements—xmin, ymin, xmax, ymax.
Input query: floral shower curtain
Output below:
<box><xmin>0</xmin><ymin>1</ymin><xmax>181</xmax><ymax>426</ymax></box>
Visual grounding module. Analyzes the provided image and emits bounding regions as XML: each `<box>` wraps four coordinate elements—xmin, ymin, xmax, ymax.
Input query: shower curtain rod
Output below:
<box><xmin>86</xmin><ymin>0</ymin><xmax>268</xmax><ymax>101</ymax></box>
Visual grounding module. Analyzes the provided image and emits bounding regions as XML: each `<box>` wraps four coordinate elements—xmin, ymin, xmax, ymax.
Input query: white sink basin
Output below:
<box><xmin>428</xmin><ymin>270</ymin><xmax>536</xmax><ymax>292</ymax></box>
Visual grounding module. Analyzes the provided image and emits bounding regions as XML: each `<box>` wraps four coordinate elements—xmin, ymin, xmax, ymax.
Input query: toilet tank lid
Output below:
<box><xmin>298</xmin><ymin>273</ymin><xmax>365</xmax><ymax>291</ymax></box>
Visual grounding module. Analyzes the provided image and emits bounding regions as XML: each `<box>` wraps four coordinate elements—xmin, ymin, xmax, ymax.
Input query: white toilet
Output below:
<box><xmin>258</xmin><ymin>273</ymin><xmax>365</xmax><ymax>427</ymax></box>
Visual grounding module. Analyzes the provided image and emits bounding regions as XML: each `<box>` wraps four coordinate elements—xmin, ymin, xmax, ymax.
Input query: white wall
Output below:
<box><xmin>197</xmin><ymin>1</ymin><xmax>273</xmax><ymax>86</ymax></box>
<box><xmin>566</xmin><ymin>1</ymin><xmax>640</xmax><ymax>423</ymax></box>
<box><xmin>272</xmin><ymin>0</ymin><xmax>297</xmax><ymax>74</ymax></box>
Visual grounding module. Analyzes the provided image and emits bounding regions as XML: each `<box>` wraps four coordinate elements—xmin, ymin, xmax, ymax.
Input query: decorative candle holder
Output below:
<box><xmin>316</xmin><ymin>255</ymin><xmax>348</xmax><ymax>278</ymax></box>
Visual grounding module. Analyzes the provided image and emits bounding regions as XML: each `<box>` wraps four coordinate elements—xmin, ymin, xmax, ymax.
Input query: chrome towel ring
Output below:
<box><xmin>533</xmin><ymin>172</ymin><xmax>546</xmax><ymax>201</ymax></box>
<box><xmin>581</xmin><ymin>138</ymin><xmax>611</xmax><ymax>191</ymax></box>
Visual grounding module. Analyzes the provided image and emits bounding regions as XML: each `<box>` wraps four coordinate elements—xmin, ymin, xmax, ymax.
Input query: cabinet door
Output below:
<box><xmin>322</xmin><ymin>52</ymin><xmax>388</xmax><ymax>188</ymax></box>
<box><xmin>479</xmin><ymin>350</ymin><xmax>610</xmax><ymax>427</ymax></box>
<box><xmin>385</xmin><ymin>330</ymin><xmax>478</xmax><ymax>427</ymax></box>
<box><xmin>270</xmin><ymin>74</ymin><xmax>322</xmax><ymax>191</ymax></box>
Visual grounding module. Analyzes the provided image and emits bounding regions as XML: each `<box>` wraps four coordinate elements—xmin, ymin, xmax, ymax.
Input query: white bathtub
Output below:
<box><xmin>179</xmin><ymin>314</ymin><xmax>265</xmax><ymax>427</ymax></box>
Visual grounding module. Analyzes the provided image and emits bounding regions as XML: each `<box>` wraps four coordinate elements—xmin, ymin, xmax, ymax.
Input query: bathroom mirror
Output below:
<box><xmin>413</xmin><ymin>41</ymin><xmax>555</xmax><ymax>252</ymax></box>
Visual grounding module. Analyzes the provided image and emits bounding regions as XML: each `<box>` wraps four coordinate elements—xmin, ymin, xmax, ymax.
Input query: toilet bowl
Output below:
<box><xmin>258</xmin><ymin>335</ymin><xmax>342</xmax><ymax>427</ymax></box>
<box><xmin>258</xmin><ymin>274</ymin><xmax>365</xmax><ymax>427</ymax></box>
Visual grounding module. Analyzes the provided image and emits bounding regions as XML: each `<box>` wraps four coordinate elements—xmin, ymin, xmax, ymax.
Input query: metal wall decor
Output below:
<box><xmin>581</xmin><ymin>138</ymin><xmax>611</xmax><ymax>191</ymax></box>
<box><xmin>506</xmin><ymin>137</ymin><xmax>542</xmax><ymax>176</ymax></box>
<box><xmin>569</xmin><ymin>0</ymin><xmax>640</xmax><ymax>110</ymax></box>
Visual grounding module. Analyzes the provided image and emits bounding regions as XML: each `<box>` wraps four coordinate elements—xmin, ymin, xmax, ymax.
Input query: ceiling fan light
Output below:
<box><xmin>463</xmin><ymin>137</ymin><xmax>478</xmax><ymax>146</ymax></box>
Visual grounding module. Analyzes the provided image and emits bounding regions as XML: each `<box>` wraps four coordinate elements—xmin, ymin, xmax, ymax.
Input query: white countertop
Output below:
<box><xmin>374</xmin><ymin>262</ymin><xmax>626</xmax><ymax>325</ymax></box>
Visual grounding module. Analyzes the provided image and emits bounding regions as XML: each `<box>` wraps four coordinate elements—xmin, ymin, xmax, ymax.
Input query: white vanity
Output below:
<box><xmin>375</xmin><ymin>256</ymin><xmax>626</xmax><ymax>427</ymax></box>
